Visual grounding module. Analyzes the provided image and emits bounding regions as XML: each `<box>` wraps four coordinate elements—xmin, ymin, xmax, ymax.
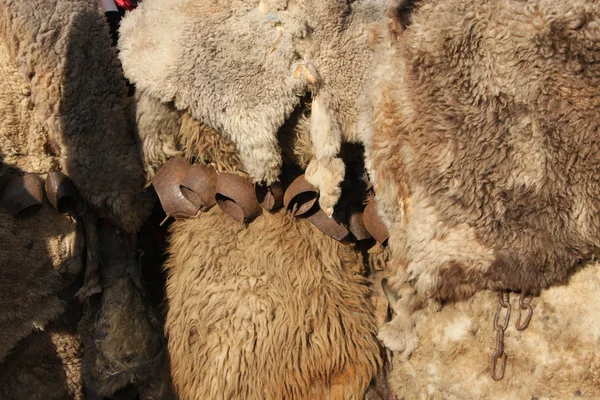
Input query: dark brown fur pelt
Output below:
<box><xmin>79</xmin><ymin>223</ymin><xmax>171</xmax><ymax>399</ymax></box>
<box><xmin>0</xmin><ymin>305</ymin><xmax>84</xmax><ymax>400</ymax></box>
<box><xmin>164</xmin><ymin>208</ymin><xmax>381</xmax><ymax>399</ymax></box>
<box><xmin>363</xmin><ymin>0</ymin><xmax>600</xmax><ymax>354</ymax></box>
<box><xmin>0</xmin><ymin>203</ymin><xmax>84</xmax><ymax>363</ymax></box>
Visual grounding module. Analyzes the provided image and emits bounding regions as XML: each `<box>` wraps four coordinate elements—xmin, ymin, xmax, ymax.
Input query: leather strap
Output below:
<box><xmin>0</xmin><ymin>174</ymin><xmax>45</xmax><ymax>217</ymax></box>
<box><xmin>215</xmin><ymin>172</ymin><xmax>262</xmax><ymax>223</ymax></box>
<box><xmin>307</xmin><ymin>208</ymin><xmax>349</xmax><ymax>241</ymax></box>
<box><xmin>152</xmin><ymin>157</ymin><xmax>200</xmax><ymax>220</ymax></box>
<box><xmin>255</xmin><ymin>182</ymin><xmax>283</xmax><ymax>211</ymax></box>
<box><xmin>180</xmin><ymin>164</ymin><xmax>217</xmax><ymax>210</ymax></box>
<box><xmin>363</xmin><ymin>199</ymin><xmax>389</xmax><ymax>245</ymax></box>
<box><xmin>45</xmin><ymin>171</ymin><xmax>79</xmax><ymax>214</ymax></box>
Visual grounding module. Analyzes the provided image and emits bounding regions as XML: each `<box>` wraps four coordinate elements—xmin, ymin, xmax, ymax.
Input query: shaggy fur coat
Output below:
<box><xmin>0</xmin><ymin>0</ymin><xmax>161</xmax><ymax>398</ymax></box>
<box><xmin>0</xmin><ymin>20</ymin><xmax>85</xmax><ymax>369</ymax></box>
<box><xmin>166</xmin><ymin>208</ymin><xmax>381</xmax><ymax>399</ymax></box>
<box><xmin>0</xmin><ymin>302</ymin><xmax>84</xmax><ymax>400</ymax></box>
<box><xmin>0</xmin><ymin>0</ymin><xmax>151</xmax><ymax>232</ymax></box>
<box><xmin>126</xmin><ymin>83</ymin><xmax>385</xmax><ymax>398</ymax></box>
<box><xmin>119</xmin><ymin>0</ymin><xmax>390</xmax><ymax>215</ymax></box>
<box><xmin>361</xmin><ymin>0</ymin><xmax>600</xmax><ymax>356</ymax></box>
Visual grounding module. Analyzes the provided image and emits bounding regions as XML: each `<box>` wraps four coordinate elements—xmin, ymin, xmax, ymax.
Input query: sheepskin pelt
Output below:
<box><xmin>361</xmin><ymin>0</ymin><xmax>600</xmax><ymax>354</ymax></box>
<box><xmin>79</xmin><ymin>224</ymin><xmax>169</xmax><ymax>399</ymax></box>
<box><xmin>0</xmin><ymin>0</ymin><xmax>151</xmax><ymax>232</ymax></box>
<box><xmin>390</xmin><ymin>262</ymin><xmax>600</xmax><ymax>399</ymax></box>
<box><xmin>130</xmin><ymin>90</ymin><xmax>384</xmax><ymax>398</ymax></box>
<box><xmin>0</xmin><ymin>2</ymin><xmax>164</xmax><ymax>397</ymax></box>
<box><xmin>165</xmin><ymin>208</ymin><xmax>381</xmax><ymax>399</ymax></box>
<box><xmin>119</xmin><ymin>0</ymin><xmax>389</xmax><ymax>215</ymax></box>
<box><xmin>0</xmin><ymin>37</ymin><xmax>55</xmax><ymax>174</ymax></box>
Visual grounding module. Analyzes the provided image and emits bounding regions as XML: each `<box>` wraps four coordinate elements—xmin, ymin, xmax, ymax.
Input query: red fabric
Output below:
<box><xmin>114</xmin><ymin>0</ymin><xmax>136</xmax><ymax>10</ymax></box>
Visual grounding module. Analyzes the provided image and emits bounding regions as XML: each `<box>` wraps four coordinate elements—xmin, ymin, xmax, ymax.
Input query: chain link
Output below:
<box><xmin>516</xmin><ymin>292</ymin><xmax>533</xmax><ymax>331</ymax></box>
<box><xmin>490</xmin><ymin>291</ymin><xmax>511</xmax><ymax>381</ymax></box>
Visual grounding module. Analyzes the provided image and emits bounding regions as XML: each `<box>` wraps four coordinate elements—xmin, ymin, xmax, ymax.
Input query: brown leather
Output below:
<box><xmin>347</xmin><ymin>203</ymin><xmax>372</xmax><ymax>241</ymax></box>
<box><xmin>363</xmin><ymin>199</ymin><xmax>389</xmax><ymax>245</ymax></box>
<box><xmin>152</xmin><ymin>157</ymin><xmax>200</xmax><ymax>220</ymax></box>
<box><xmin>45</xmin><ymin>171</ymin><xmax>79</xmax><ymax>213</ymax></box>
<box><xmin>216</xmin><ymin>172</ymin><xmax>262</xmax><ymax>223</ymax></box>
<box><xmin>255</xmin><ymin>182</ymin><xmax>283</xmax><ymax>211</ymax></box>
<box><xmin>0</xmin><ymin>174</ymin><xmax>45</xmax><ymax>217</ymax></box>
<box><xmin>307</xmin><ymin>208</ymin><xmax>349</xmax><ymax>241</ymax></box>
<box><xmin>181</xmin><ymin>164</ymin><xmax>217</xmax><ymax>210</ymax></box>
<box><xmin>283</xmin><ymin>175</ymin><xmax>319</xmax><ymax>217</ymax></box>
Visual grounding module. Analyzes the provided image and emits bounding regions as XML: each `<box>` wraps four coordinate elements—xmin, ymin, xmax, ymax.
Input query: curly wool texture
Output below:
<box><xmin>119</xmin><ymin>0</ymin><xmax>305</xmax><ymax>185</ymax></box>
<box><xmin>0</xmin><ymin>38</ymin><xmax>55</xmax><ymax>174</ymax></box>
<box><xmin>362</xmin><ymin>0</ymin><xmax>600</xmax><ymax>354</ymax></box>
<box><xmin>130</xmin><ymin>83</ymin><xmax>383</xmax><ymax>398</ymax></box>
<box><xmin>390</xmin><ymin>263</ymin><xmax>600</xmax><ymax>399</ymax></box>
<box><xmin>165</xmin><ymin>208</ymin><xmax>381</xmax><ymax>400</ymax></box>
<box><xmin>133</xmin><ymin>88</ymin><xmax>183</xmax><ymax>185</ymax></box>
<box><xmin>0</xmin><ymin>0</ymin><xmax>151</xmax><ymax>232</ymax></box>
<box><xmin>280</xmin><ymin>0</ymin><xmax>389</xmax><ymax>213</ymax></box>
<box><xmin>120</xmin><ymin>0</ymin><xmax>389</xmax><ymax>214</ymax></box>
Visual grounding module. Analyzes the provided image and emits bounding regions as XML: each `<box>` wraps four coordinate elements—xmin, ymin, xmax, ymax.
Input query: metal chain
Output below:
<box><xmin>490</xmin><ymin>291</ymin><xmax>511</xmax><ymax>381</ymax></box>
<box><xmin>516</xmin><ymin>292</ymin><xmax>533</xmax><ymax>331</ymax></box>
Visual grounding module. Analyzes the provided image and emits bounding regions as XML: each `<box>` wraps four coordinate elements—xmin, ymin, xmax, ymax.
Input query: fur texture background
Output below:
<box><xmin>130</xmin><ymin>90</ymin><xmax>383</xmax><ymax>398</ymax></box>
<box><xmin>119</xmin><ymin>0</ymin><xmax>305</xmax><ymax>185</ymax></box>
<box><xmin>390</xmin><ymin>262</ymin><xmax>600</xmax><ymax>399</ymax></box>
<box><xmin>0</xmin><ymin>38</ymin><xmax>55</xmax><ymax>174</ymax></box>
<box><xmin>0</xmin><ymin>204</ymin><xmax>84</xmax><ymax>364</ymax></box>
<box><xmin>119</xmin><ymin>0</ymin><xmax>389</xmax><ymax>214</ymax></box>
<box><xmin>0</xmin><ymin>28</ymin><xmax>83</xmax><ymax>363</ymax></box>
<box><xmin>0</xmin><ymin>0</ymin><xmax>151</xmax><ymax>232</ymax></box>
<box><xmin>0</xmin><ymin>1</ymin><xmax>160</xmax><ymax>397</ymax></box>
<box><xmin>165</xmin><ymin>208</ymin><xmax>381</xmax><ymax>399</ymax></box>
<box><xmin>79</xmin><ymin>225</ymin><xmax>168</xmax><ymax>398</ymax></box>
<box><xmin>0</xmin><ymin>307</ymin><xmax>84</xmax><ymax>400</ymax></box>
<box><xmin>362</xmin><ymin>0</ymin><xmax>600</xmax><ymax>355</ymax></box>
